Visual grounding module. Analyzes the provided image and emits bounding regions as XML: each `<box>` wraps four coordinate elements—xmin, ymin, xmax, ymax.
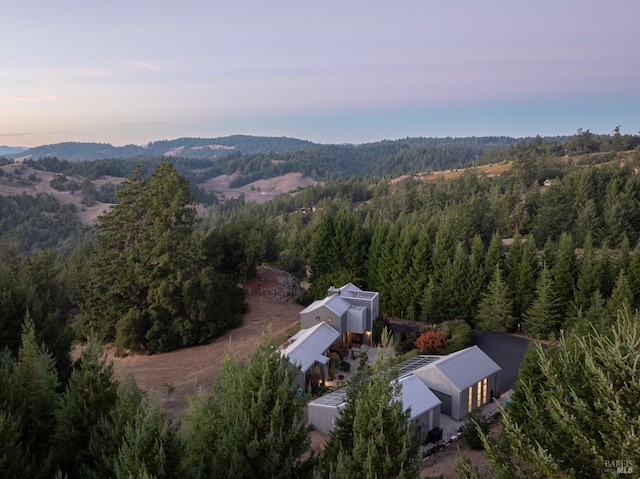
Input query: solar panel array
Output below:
<box><xmin>310</xmin><ymin>355</ymin><xmax>440</xmax><ymax>407</ymax></box>
<box><xmin>311</xmin><ymin>388</ymin><xmax>348</xmax><ymax>406</ymax></box>
<box><xmin>396</xmin><ymin>355</ymin><xmax>440</xmax><ymax>378</ymax></box>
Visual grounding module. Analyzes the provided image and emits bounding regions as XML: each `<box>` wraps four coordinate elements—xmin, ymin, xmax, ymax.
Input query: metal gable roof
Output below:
<box><xmin>299</xmin><ymin>294</ymin><xmax>351</xmax><ymax>317</ymax></box>
<box><xmin>430</xmin><ymin>346</ymin><xmax>501</xmax><ymax>391</ymax></box>
<box><xmin>281</xmin><ymin>322</ymin><xmax>340</xmax><ymax>373</ymax></box>
<box><xmin>308</xmin><ymin>372</ymin><xmax>441</xmax><ymax>420</ymax></box>
<box><xmin>399</xmin><ymin>374</ymin><xmax>442</xmax><ymax>420</ymax></box>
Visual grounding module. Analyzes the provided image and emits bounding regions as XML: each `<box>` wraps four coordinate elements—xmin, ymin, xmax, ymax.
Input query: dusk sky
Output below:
<box><xmin>2</xmin><ymin>0</ymin><xmax>639</xmax><ymax>147</ymax></box>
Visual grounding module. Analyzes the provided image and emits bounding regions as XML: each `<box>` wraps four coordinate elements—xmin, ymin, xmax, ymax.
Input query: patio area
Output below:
<box><xmin>323</xmin><ymin>343</ymin><xmax>379</xmax><ymax>389</ymax></box>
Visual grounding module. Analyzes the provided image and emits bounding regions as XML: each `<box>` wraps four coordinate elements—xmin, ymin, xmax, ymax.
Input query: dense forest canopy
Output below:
<box><xmin>0</xmin><ymin>129</ymin><xmax>639</xmax><ymax>476</ymax></box>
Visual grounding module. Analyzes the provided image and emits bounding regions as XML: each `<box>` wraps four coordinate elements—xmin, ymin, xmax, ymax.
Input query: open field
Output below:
<box><xmin>107</xmin><ymin>266</ymin><xmax>303</xmax><ymax>417</ymax></box>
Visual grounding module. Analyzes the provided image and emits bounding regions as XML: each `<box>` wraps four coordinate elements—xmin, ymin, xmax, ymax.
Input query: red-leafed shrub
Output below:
<box><xmin>414</xmin><ymin>330</ymin><xmax>447</xmax><ymax>354</ymax></box>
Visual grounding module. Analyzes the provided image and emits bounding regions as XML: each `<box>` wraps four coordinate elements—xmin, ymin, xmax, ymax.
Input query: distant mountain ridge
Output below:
<box><xmin>11</xmin><ymin>135</ymin><xmax>318</xmax><ymax>162</ymax></box>
<box><xmin>0</xmin><ymin>146</ymin><xmax>28</xmax><ymax>156</ymax></box>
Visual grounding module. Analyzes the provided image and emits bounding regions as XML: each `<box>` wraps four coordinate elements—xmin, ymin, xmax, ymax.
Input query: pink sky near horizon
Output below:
<box><xmin>1</xmin><ymin>0</ymin><xmax>639</xmax><ymax>147</ymax></box>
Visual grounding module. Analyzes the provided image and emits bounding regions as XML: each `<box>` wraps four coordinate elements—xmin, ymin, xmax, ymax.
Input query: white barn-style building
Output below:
<box><xmin>280</xmin><ymin>322</ymin><xmax>340</xmax><ymax>393</ymax></box>
<box><xmin>412</xmin><ymin>346</ymin><xmax>501</xmax><ymax>421</ymax></box>
<box><xmin>307</xmin><ymin>346</ymin><xmax>501</xmax><ymax>434</ymax></box>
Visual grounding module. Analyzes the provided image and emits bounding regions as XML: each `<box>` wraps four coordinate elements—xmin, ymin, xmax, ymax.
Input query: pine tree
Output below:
<box><xmin>114</xmin><ymin>402</ymin><xmax>185</xmax><ymax>479</ymax></box>
<box><xmin>571</xmin><ymin>233</ymin><xmax>599</xmax><ymax>316</ymax></box>
<box><xmin>484</xmin><ymin>231</ymin><xmax>503</xmax><ymax>281</ymax></box>
<box><xmin>407</xmin><ymin>229</ymin><xmax>432</xmax><ymax>320</ymax></box>
<box><xmin>607</xmin><ymin>271</ymin><xmax>633</xmax><ymax>320</ymax></box>
<box><xmin>439</xmin><ymin>243</ymin><xmax>471</xmax><ymax>323</ymax></box>
<box><xmin>523</xmin><ymin>266</ymin><xmax>560</xmax><ymax>339</ymax></box>
<box><xmin>390</xmin><ymin>228</ymin><xmax>417</xmax><ymax>316</ymax></box>
<box><xmin>53</xmin><ymin>338</ymin><xmax>118</xmax><ymax>479</ymax></box>
<box><xmin>10</xmin><ymin>313</ymin><xmax>60</xmax><ymax>479</ymax></box>
<box><xmin>550</xmin><ymin>232</ymin><xmax>576</xmax><ymax>320</ymax></box>
<box><xmin>83</xmin><ymin>162</ymin><xmax>242</xmax><ymax>354</ymax></box>
<box><xmin>0</xmin><ymin>410</ymin><xmax>30</xmax><ymax>479</ymax></box>
<box><xmin>505</xmin><ymin>231</ymin><xmax>524</xmax><ymax>301</ymax></box>
<box><xmin>324</xmin><ymin>330</ymin><xmax>420</xmax><ymax>479</ymax></box>
<box><xmin>183</xmin><ymin>333</ymin><xmax>315</xmax><ymax>479</ymax></box>
<box><xmin>84</xmin><ymin>374</ymin><xmax>145</xmax><ymax>479</ymax></box>
<box><xmin>475</xmin><ymin>266</ymin><xmax>515</xmax><ymax>332</ymax></box>
<box><xmin>515</xmin><ymin>236</ymin><xmax>538</xmax><ymax>320</ymax></box>
<box><xmin>479</xmin><ymin>310</ymin><xmax>640</xmax><ymax>478</ymax></box>
<box><xmin>466</xmin><ymin>235</ymin><xmax>487</xmax><ymax>321</ymax></box>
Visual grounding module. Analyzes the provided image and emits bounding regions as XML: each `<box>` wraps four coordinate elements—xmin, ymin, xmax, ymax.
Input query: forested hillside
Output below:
<box><xmin>0</xmin><ymin>129</ymin><xmax>639</xmax><ymax>476</ymax></box>
<box><xmin>12</xmin><ymin>135</ymin><xmax>318</xmax><ymax>162</ymax></box>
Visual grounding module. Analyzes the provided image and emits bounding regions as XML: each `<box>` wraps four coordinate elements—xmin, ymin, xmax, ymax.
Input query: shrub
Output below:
<box><xmin>330</xmin><ymin>340</ymin><xmax>349</xmax><ymax>360</ymax></box>
<box><xmin>339</xmin><ymin>361</ymin><xmax>350</xmax><ymax>372</ymax></box>
<box><xmin>463</xmin><ymin>409</ymin><xmax>489</xmax><ymax>450</ymax></box>
<box><xmin>415</xmin><ymin>330</ymin><xmax>447</xmax><ymax>354</ymax></box>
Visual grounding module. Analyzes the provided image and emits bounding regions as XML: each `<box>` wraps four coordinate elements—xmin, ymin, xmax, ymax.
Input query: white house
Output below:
<box><xmin>280</xmin><ymin>322</ymin><xmax>340</xmax><ymax>393</ymax></box>
<box><xmin>307</xmin><ymin>371</ymin><xmax>441</xmax><ymax>435</ymax></box>
<box><xmin>412</xmin><ymin>346</ymin><xmax>501</xmax><ymax>421</ymax></box>
<box><xmin>306</xmin><ymin>346</ymin><xmax>501</xmax><ymax>435</ymax></box>
<box><xmin>299</xmin><ymin>283</ymin><xmax>379</xmax><ymax>346</ymax></box>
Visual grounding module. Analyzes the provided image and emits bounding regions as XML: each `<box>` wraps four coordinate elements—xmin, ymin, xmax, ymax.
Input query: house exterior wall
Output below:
<box><xmin>411</xmin><ymin>404</ymin><xmax>441</xmax><ymax>441</ymax></box>
<box><xmin>456</xmin><ymin>372</ymin><xmax>501</xmax><ymax>420</ymax></box>
<box><xmin>300</xmin><ymin>306</ymin><xmax>344</xmax><ymax>337</ymax></box>
<box><xmin>414</xmin><ymin>367</ymin><xmax>464</xmax><ymax>420</ymax></box>
<box><xmin>307</xmin><ymin>403</ymin><xmax>346</xmax><ymax>433</ymax></box>
<box><xmin>346</xmin><ymin>307</ymin><xmax>366</xmax><ymax>334</ymax></box>
<box><xmin>291</xmin><ymin>369</ymin><xmax>305</xmax><ymax>393</ymax></box>
<box><xmin>343</xmin><ymin>294</ymin><xmax>379</xmax><ymax>332</ymax></box>
<box><xmin>431</xmin><ymin>390</ymin><xmax>452</xmax><ymax>416</ymax></box>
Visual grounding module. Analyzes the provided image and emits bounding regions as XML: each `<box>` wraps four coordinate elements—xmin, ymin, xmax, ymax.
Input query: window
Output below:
<box><xmin>315</xmin><ymin>316</ymin><xmax>321</xmax><ymax>321</ymax></box>
<box><xmin>327</xmin><ymin>317</ymin><xmax>333</xmax><ymax>323</ymax></box>
<box><xmin>468</xmin><ymin>386</ymin><xmax>473</xmax><ymax>413</ymax></box>
<box><xmin>477</xmin><ymin>380</ymin><xmax>482</xmax><ymax>407</ymax></box>
<box><xmin>483</xmin><ymin>378</ymin><xmax>488</xmax><ymax>404</ymax></box>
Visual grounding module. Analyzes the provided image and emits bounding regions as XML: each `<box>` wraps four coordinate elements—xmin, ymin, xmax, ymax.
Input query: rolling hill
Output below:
<box><xmin>11</xmin><ymin>135</ymin><xmax>318</xmax><ymax>162</ymax></box>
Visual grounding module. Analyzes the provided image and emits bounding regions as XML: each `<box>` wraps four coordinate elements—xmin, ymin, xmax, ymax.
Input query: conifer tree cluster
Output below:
<box><xmin>322</xmin><ymin>330</ymin><xmax>421</xmax><ymax>479</ymax></box>
<box><xmin>469</xmin><ymin>309</ymin><xmax>640</xmax><ymax>478</ymax></box>
<box><xmin>80</xmin><ymin>162</ymin><xmax>246</xmax><ymax>354</ymax></box>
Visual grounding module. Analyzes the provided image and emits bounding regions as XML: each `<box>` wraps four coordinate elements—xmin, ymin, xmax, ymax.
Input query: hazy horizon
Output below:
<box><xmin>2</xmin><ymin>1</ymin><xmax>639</xmax><ymax>148</ymax></box>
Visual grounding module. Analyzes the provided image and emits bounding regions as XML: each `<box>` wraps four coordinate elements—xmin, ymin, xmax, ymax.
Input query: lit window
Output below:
<box><xmin>327</xmin><ymin>317</ymin><xmax>333</xmax><ymax>323</ymax></box>
<box><xmin>468</xmin><ymin>386</ymin><xmax>473</xmax><ymax>413</ymax></box>
<box><xmin>477</xmin><ymin>380</ymin><xmax>482</xmax><ymax>407</ymax></box>
<box><xmin>315</xmin><ymin>316</ymin><xmax>321</xmax><ymax>321</ymax></box>
<box><xmin>483</xmin><ymin>378</ymin><xmax>488</xmax><ymax>404</ymax></box>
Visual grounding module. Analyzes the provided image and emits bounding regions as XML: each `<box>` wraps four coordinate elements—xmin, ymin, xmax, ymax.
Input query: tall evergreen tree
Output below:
<box><xmin>514</xmin><ymin>236</ymin><xmax>538</xmax><ymax>320</ymax></box>
<box><xmin>83</xmin><ymin>374</ymin><xmax>145</xmax><ymax>479</ymax></box>
<box><xmin>551</xmin><ymin>232</ymin><xmax>576</xmax><ymax>321</ymax></box>
<box><xmin>183</xmin><ymin>334</ymin><xmax>315</xmax><ymax>479</ymax></box>
<box><xmin>475</xmin><ymin>265</ymin><xmax>514</xmax><ymax>332</ymax></box>
<box><xmin>571</xmin><ymin>232</ymin><xmax>599</xmax><ymax>317</ymax></box>
<box><xmin>0</xmin><ymin>410</ymin><xmax>30</xmax><ymax>479</ymax></box>
<box><xmin>407</xmin><ymin>229</ymin><xmax>432</xmax><ymax>320</ymax></box>
<box><xmin>114</xmin><ymin>402</ymin><xmax>185</xmax><ymax>479</ymax></box>
<box><xmin>83</xmin><ymin>162</ymin><xmax>244</xmax><ymax>354</ymax></box>
<box><xmin>607</xmin><ymin>271</ymin><xmax>633</xmax><ymax>320</ymax></box>
<box><xmin>523</xmin><ymin>266</ymin><xmax>560</xmax><ymax>339</ymax></box>
<box><xmin>477</xmin><ymin>310</ymin><xmax>640</xmax><ymax>478</ymax></box>
<box><xmin>484</xmin><ymin>231</ymin><xmax>504</xmax><ymax>281</ymax></box>
<box><xmin>10</xmin><ymin>313</ymin><xmax>60</xmax><ymax>479</ymax></box>
<box><xmin>324</xmin><ymin>330</ymin><xmax>420</xmax><ymax>479</ymax></box>
<box><xmin>53</xmin><ymin>338</ymin><xmax>118</xmax><ymax>479</ymax></box>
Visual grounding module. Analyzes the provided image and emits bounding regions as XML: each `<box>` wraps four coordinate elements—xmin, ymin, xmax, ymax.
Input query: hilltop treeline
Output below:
<box><xmin>0</xmin><ymin>129</ymin><xmax>639</xmax><ymax>476</ymax></box>
<box><xmin>205</xmin><ymin>139</ymin><xmax>640</xmax><ymax>340</ymax></box>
